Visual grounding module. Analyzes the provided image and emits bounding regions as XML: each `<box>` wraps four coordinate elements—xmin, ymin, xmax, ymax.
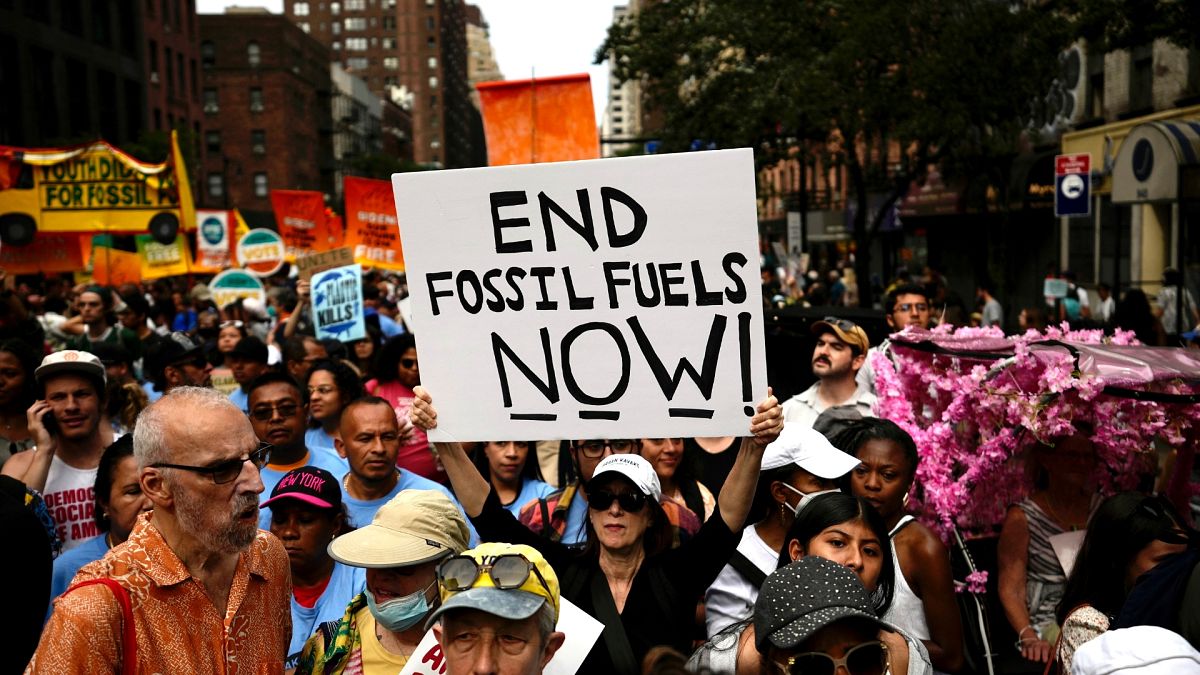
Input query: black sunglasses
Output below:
<box><xmin>400</xmin><ymin>358</ymin><xmax>418</xmax><ymax>369</ymax></box>
<box><xmin>574</xmin><ymin>439</ymin><xmax>637</xmax><ymax>459</ymax></box>
<box><xmin>150</xmin><ymin>442</ymin><xmax>272</xmax><ymax>484</ymax></box>
<box><xmin>588</xmin><ymin>489</ymin><xmax>647</xmax><ymax>513</ymax></box>
<box><xmin>249</xmin><ymin>403</ymin><xmax>300</xmax><ymax>422</ymax></box>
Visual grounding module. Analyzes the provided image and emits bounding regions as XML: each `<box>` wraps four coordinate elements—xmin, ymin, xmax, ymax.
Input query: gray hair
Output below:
<box><xmin>536</xmin><ymin>602</ymin><xmax>557</xmax><ymax>643</ymax></box>
<box><xmin>134</xmin><ymin>386</ymin><xmax>243</xmax><ymax>468</ymax></box>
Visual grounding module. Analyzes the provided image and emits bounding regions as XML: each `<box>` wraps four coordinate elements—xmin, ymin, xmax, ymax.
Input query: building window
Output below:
<box><xmin>332</xmin><ymin>41</ymin><xmax>341</xmax><ymax>51</ymax></box>
<box><xmin>254</xmin><ymin>173</ymin><xmax>268</xmax><ymax>197</ymax></box>
<box><xmin>383</xmin><ymin>56</ymin><xmax>398</xmax><ymax>70</ymax></box>
<box><xmin>1129</xmin><ymin>44</ymin><xmax>1153</xmax><ymax>112</ymax></box>
<box><xmin>208</xmin><ymin>174</ymin><xmax>224</xmax><ymax>198</ymax></box>
<box><xmin>247</xmin><ymin>42</ymin><xmax>261</xmax><ymax>67</ymax></box>
<box><xmin>149</xmin><ymin>40</ymin><xmax>159</xmax><ymax>83</ymax></box>
<box><xmin>201</xmin><ymin>40</ymin><xmax>215</xmax><ymax>68</ymax></box>
<box><xmin>293</xmin><ymin>1</ymin><xmax>309</xmax><ymax>15</ymax></box>
<box><xmin>428</xmin><ymin>56</ymin><xmax>437</xmax><ymax>69</ymax></box>
<box><xmin>430</xmin><ymin>94</ymin><xmax>437</xmax><ymax>106</ymax></box>
<box><xmin>205</xmin><ymin>131</ymin><xmax>220</xmax><ymax>153</ymax></box>
<box><xmin>300</xmin><ymin>22</ymin><xmax>310</xmax><ymax>33</ymax></box>
<box><xmin>383</xmin><ymin>0</ymin><xmax>395</xmax><ymax>6</ymax></box>
<box><xmin>251</xmin><ymin>129</ymin><xmax>266</xmax><ymax>154</ymax></box>
<box><xmin>347</xmin><ymin>57</ymin><xmax>369</xmax><ymax>70</ymax></box>
<box><xmin>430</xmin><ymin>138</ymin><xmax>440</xmax><ymax>149</ymax></box>
<box><xmin>345</xmin><ymin>0</ymin><xmax>364</xmax><ymax>8</ymax></box>
<box><xmin>426</xmin><ymin>36</ymin><xmax>435</xmax><ymax>49</ymax></box>
<box><xmin>345</xmin><ymin>37</ymin><xmax>367</xmax><ymax>51</ymax></box>
<box><xmin>330</xmin><ymin>1</ymin><xmax>339</xmax><ymax>14</ymax></box>
<box><xmin>203</xmin><ymin>88</ymin><xmax>218</xmax><ymax>113</ymax></box>
<box><xmin>332</xmin><ymin>22</ymin><xmax>340</xmax><ymax>35</ymax></box>
<box><xmin>250</xmin><ymin>87</ymin><xmax>264</xmax><ymax>112</ymax></box>
<box><xmin>344</xmin><ymin>17</ymin><xmax>366</xmax><ymax>30</ymax></box>
<box><xmin>382</xmin><ymin>37</ymin><xmax>395</xmax><ymax>49</ymax></box>
<box><xmin>382</xmin><ymin>15</ymin><xmax>395</xmax><ymax>29</ymax></box>
<box><xmin>428</xmin><ymin>76</ymin><xmax>438</xmax><ymax>89</ymax></box>
<box><xmin>425</xmin><ymin>16</ymin><xmax>434</xmax><ymax>30</ymax></box>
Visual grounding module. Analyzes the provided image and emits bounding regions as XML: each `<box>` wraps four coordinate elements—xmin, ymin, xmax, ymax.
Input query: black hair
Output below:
<box><xmin>319</xmin><ymin>338</ymin><xmax>349</xmax><ymax>362</ymax></box>
<box><xmin>830</xmin><ymin>418</ymin><xmax>919</xmax><ymax>483</ymax></box>
<box><xmin>374</xmin><ymin>333</ymin><xmax>417</xmax><ymax>385</ymax></box>
<box><xmin>120</xmin><ymin>292</ymin><xmax>150</xmax><ymax>318</ymax></box>
<box><xmin>306</xmin><ymin>359</ymin><xmax>365</xmax><ymax>426</ymax></box>
<box><xmin>282</xmin><ymin>334</ymin><xmax>321</xmax><ymax>365</ymax></box>
<box><xmin>341</xmin><ymin>394</ymin><xmax>395</xmax><ymax>421</ymax></box>
<box><xmin>775</xmin><ymin>492</ymin><xmax>896</xmax><ymax>616</ymax></box>
<box><xmin>246</xmin><ymin>371</ymin><xmax>307</xmax><ymax>405</ymax></box>
<box><xmin>1055</xmin><ymin>492</ymin><xmax>1191</xmax><ymax>624</ymax></box>
<box><xmin>885</xmin><ymin>283</ymin><xmax>930</xmax><ymax>314</ymax></box>
<box><xmin>82</xmin><ymin>285</ymin><xmax>114</xmax><ymax>310</ymax></box>
<box><xmin>351</xmin><ymin>322</ymin><xmax>384</xmax><ymax>375</ymax></box>
<box><xmin>93</xmin><ymin>435</ymin><xmax>137</xmax><ymax>532</ymax></box>
<box><xmin>749</xmin><ymin>464</ymin><xmax>807</xmax><ymax>524</ymax></box>
<box><xmin>0</xmin><ymin>338</ymin><xmax>41</xmax><ymax>411</ymax></box>
<box><xmin>1164</xmin><ymin>267</ymin><xmax>1183</xmax><ymax>287</ymax></box>
<box><xmin>471</xmin><ymin>440</ymin><xmax>545</xmax><ymax>487</ymax></box>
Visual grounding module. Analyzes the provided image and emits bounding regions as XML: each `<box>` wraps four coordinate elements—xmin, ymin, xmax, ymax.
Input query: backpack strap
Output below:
<box><xmin>537</xmin><ymin>497</ymin><xmax>552</xmax><ymax>539</ymax></box>
<box><xmin>589</xmin><ymin>571</ymin><xmax>639</xmax><ymax>674</ymax></box>
<box><xmin>727</xmin><ymin>551</ymin><xmax>768</xmax><ymax>589</ymax></box>
<box><xmin>63</xmin><ymin>578</ymin><xmax>136</xmax><ymax>675</ymax></box>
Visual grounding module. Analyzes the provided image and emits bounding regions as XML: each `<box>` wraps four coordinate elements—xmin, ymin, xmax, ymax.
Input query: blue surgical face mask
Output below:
<box><xmin>781</xmin><ymin>483</ymin><xmax>840</xmax><ymax>517</ymax></box>
<box><xmin>366</xmin><ymin>580</ymin><xmax>435</xmax><ymax>632</ymax></box>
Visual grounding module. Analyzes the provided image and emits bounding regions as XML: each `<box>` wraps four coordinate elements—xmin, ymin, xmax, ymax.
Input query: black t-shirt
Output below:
<box><xmin>685</xmin><ymin>437</ymin><xmax>740</xmax><ymax>498</ymax></box>
<box><xmin>471</xmin><ymin>490</ymin><xmax>738</xmax><ymax>674</ymax></box>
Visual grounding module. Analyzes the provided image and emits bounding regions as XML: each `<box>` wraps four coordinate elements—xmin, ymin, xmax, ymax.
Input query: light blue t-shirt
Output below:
<box><xmin>142</xmin><ymin>381</ymin><xmax>162</xmax><ymax>403</ymax></box>
<box><xmin>50</xmin><ymin>533</ymin><xmax>110</xmax><ymax>604</ymax></box>
<box><xmin>285</xmin><ymin>562</ymin><xmax>366</xmax><ymax>669</ymax></box>
<box><xmin>304</xmin><ymin>427</ymin><xmax>337</xmax><ymax>459</ymax></box>
<box><xmin>561</xmin><ymin>491</ymin><xmax>589</xmax><ymax>546</ymax></box>
<box><xmin>502</xmin><ymin>479</ymin><xmax>556</xmax><ymax>518</ymax></box>
<box><xmin>229</xmin><ymin>387</ymin><xmax>249</xmax><ymax>412</ymax></box>
<box><xmin>257</xmin><ymin>448</ymin><xmax>351</xmax><ymax>530</ymax></box>
<box><xmin>342</xmin><ymin>469</ymin><xmax>479</xmax><ymax>545</ymax></box>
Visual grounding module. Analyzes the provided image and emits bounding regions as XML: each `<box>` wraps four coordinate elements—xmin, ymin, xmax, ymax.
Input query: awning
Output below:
<box><xmin>1112</xmin><ymin>118</ymin><xmax>1200</xmax><ymax>203</ymax></box>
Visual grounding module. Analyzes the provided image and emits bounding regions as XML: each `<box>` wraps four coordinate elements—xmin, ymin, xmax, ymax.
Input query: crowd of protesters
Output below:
<box><xmin>1</xmin><ymin>264</ymin><xmax>1198</xmax><ymax>675</ymax></box>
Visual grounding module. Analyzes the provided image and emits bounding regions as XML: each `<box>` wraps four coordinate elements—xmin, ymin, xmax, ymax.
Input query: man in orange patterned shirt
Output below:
<box><xmin>27</xmin><ymin>386</ymin><xmax>292</xmax><ymax>674</ymax></box>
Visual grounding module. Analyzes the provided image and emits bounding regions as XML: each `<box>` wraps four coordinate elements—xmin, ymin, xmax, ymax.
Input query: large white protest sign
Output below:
<box><xmin>399</xmin><ymin>597</ymin><xmax>604</xmax><ymax>675</ymax></box>
<box><xmin>392</xmin><ymin>149</ymin><xmax>766</xmax><ymax>441</ymax></box>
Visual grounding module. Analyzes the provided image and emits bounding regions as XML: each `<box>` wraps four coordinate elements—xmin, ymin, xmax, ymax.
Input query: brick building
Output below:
<box><xmin>144</xmin><ymin>0</ymin><xmax>203</xmax><ymax>142</ymax></box>
<box><xmin>283</xmin><ymin>0</ymin><xmax>483</xmax><ymax>168</ymax></box>
<box><xmin>198</xmin><ymin>10</ymin><xmax>334</xmax><ymax>223</ymax></box>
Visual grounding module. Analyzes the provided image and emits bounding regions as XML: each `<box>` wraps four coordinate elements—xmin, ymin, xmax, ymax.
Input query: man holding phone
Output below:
<box><xmin>1</xmin><ymin>350</ymin><xmax>107</xmax><ymax>551</ymax></box>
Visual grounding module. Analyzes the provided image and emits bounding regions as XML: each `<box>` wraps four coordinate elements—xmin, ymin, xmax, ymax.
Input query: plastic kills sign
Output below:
<box><xmin>392</xmin><ymin>149</ymin><xmax>767</xmax><ymax>441</ymax></box>
<box><xmin>311</xmin><ymin>263</ymin><xmax>365</xmax><ymax>342</ymax></box>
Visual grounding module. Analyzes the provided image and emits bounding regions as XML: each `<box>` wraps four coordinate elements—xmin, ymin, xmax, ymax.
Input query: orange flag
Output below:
<box><xmin>270</xmin><ymin>189</ymin><xmax>342</xmax><ymax>259</ymax></box>
<box><xmin>343</xmin><ymin>176</ymin><xmax>404</xmax><ymax>271</ymax></box>
<box><xmin>476</xmin><ymin>74</ymin><xmax>600</xmax><ymax>166</ymax></box>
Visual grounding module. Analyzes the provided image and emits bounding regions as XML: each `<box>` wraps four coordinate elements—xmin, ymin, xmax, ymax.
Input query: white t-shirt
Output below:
<box><xmin>43</xmin><ymin>454</ymin><xmax>100</xmax><ymax>551</ymax></box>
<box><xmin>704</xmin><ymin>524</ymin><xmax>779</xmax><ymax>637</ymax></box>
<box><xmin>781</xmin><ymin>381</ymin><xmax>877</xmax><ymax>429</ymax></box>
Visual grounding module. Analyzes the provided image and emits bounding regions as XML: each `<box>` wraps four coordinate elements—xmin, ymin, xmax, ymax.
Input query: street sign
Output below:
<box><xmin>1055</xmin><ymin>153</ymin><xmax>1091</xmax><ymax>217</ymax></box>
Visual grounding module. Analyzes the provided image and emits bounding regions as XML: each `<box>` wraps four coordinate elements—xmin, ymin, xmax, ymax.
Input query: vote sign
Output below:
<box><xmin>392</xmin><ymin>149</ymin><xmax>768</xmax><ymax>442</ymax></box>
<box><xmin>1055</xmin><ymin>153</ymin><xmax>1091</xmax><ymax>218</ymax></box>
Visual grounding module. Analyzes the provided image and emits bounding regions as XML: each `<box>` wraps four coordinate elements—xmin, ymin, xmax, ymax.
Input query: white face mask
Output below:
<box><xmin>780</xmin><ymin>483</ymin><xmax>840</xmax><ymax>517</ymax></box>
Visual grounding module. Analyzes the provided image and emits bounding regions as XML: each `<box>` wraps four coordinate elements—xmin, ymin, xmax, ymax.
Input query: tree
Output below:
<box><xmin>599</xmin><ymin>0</ymin><xmax>1076</xmax><ymax>306</ymax></box>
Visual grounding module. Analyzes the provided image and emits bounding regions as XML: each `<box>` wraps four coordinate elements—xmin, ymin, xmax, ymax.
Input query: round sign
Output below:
<box><xmin>1132</xmin><ymin>138</ymin><xmax>1154</xmax><ymax>182</ymax></box>
<box><xmin>200</xmin><ymin>215</ymin><xmax>226</xmax><ymax>246</ymax></box>
<box><xmin>209</xmin><ymin>268</ymin><xmax>267</xmax><ymax>310</ymax></box>
<box><xmin>236</xmin><ymin>228</ymin><xmax>286</xmax><ymax>277</ymax></box>
<box><xmin>1061</xmin><ymin>174</ymin><xmax>1085</xmax><ymax>199</ymax></box>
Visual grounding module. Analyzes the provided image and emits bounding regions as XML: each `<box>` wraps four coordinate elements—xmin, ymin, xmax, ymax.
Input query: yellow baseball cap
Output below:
<box><xmin>427</xmin><ymin>542</ymin><xmax>560</xmax><ymax>628</ymax></box>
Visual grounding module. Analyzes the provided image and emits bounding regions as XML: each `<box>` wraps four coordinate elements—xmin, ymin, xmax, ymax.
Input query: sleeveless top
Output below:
<box><xmin>1019</xmin><ymin>496</ymin><xmax>1090</xmax><ymax>628</ymax></box>
<box><xmin>43</xmin><ymin>454</ymin><xmax>99</xmax><ymax>552</ymax></box>
<box><xmin>882</xmin><ymin>515</ymin><xmax>932</xmax><ymax>640</ymax></box>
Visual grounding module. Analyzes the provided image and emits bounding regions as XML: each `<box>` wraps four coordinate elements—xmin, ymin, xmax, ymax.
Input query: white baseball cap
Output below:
<box><xmin>761</xmin><ymin>425</ymin><xmax>860</xmax><ymax>478</ymax></box>
<box><xmin>1072</xmin><ymin>626</ymin><xmax>1200</xmax><ymax>674</ymax></box>
<box><xmin>35</xmin><ymin>350</ymin><xmax>107</xmax><ymax>386</ymax></box>
<box><xmin>590</xmin><ymin>454</ymin><xmax>662</xmax><ymax>502</ymax></box>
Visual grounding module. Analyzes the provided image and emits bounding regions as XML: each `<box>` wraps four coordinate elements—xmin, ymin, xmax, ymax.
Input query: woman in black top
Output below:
<box><xmin>409</xmin><ymin>386</ymin><xmax>782</xmax><ymax>674</ymax></box>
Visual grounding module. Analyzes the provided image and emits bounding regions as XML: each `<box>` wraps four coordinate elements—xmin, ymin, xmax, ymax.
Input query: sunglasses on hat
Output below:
<box><xmin>822</xmin><ymin>316</ymin><xmax>859</xmax><ymax>333</ymax></box>
<box><xmin>438</xmin><ymin>553</ymin><xmax>552</xmax><ymax>595</ymax></box>
<box><xmin>587</xmin><ymin>489</ymin><xmax>647</xmax><ymax>513</ymax></box>
<box><xmin>771</xmin><ymin>641</ymin><xmax>887</xmax><ymax>675</ymax></box>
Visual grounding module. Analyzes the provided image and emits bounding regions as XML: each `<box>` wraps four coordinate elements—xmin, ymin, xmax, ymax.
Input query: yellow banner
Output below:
<box><xmin>136</xmin><ymin>234</ymin><xmax>191</xmax><ymax>279</ymax></box>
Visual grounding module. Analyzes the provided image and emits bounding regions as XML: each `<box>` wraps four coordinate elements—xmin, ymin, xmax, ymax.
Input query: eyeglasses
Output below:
<box><xmin>575</xmin><ymin>439</ymin><xmax>637</xmax><ymax>459</ymax></box>
<box><xmin>822</xmin><ymin>316</ymin><xmax>859</xmax><ymax>333</ymax></box>
<box><xmin>438</xmin><ymin>553</ymin><xmax>552</xmax><ymax>595</ymax></box>
<box><xmin>894</xmin><ymin>302</ymin><xmax>929</xmax><ymax>313</ymax></box>
<box><xmin>220</xmin><ymin>320</ymin><xmax>244</xmax><ymax>329</ymax></box>
<box><xmin>249</xmin><ymin>403</ymin><xmax>300</xmax><ymax>421</ymax></box>
<box><xmin>308</xmin><ymin>385</ymin><xmax>337</xmax><ymax>396</ymax></box>
<box><xmin>400</xmin><ymin>358</ymin><xmax>419</xmax><ymax>369</ymax></box>
<box><xmin>150</xmin><ymin>442</ymin><xmax>272</xmax><ymax>484</ymax></box>
<box><xmin>587</xmin><ymin>489</ymin><xmax>648</xmax><ymax>513</ymax></box>
<box><xmin>771</xmin><ymin>641</ymin><xmax>887</xmax><ymax>675</ymax></box>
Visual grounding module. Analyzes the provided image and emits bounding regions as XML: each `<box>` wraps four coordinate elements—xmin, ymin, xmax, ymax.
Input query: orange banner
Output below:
<box><xmin>477</xmin><ymin>74</ymin><xmax>600</xmax><ymax>166</ymax></box>
<box><xmin>343</xmin><ymin>176</ymin><xmax>404</xmax><ymax>271</ymax></box>
<box><xmin>270</xmin><ymin>189</ymin><xmax>341</xmax><ymax>259</ymax></box>
<box><xmin>89</xmin><ymin>242</ymin><xmax>142</xmax><ymax>286</ymax></box>
<box><xmin>0</xmin><ymin>233</ymin><xmax>88</xmax><ymax>274</ymax></box>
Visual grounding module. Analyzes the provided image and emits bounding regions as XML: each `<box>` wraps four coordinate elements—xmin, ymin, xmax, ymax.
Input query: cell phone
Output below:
<box><xmin>42</xmin><ymin>411</ymin><xmax>59</xmax><ymax>436</ymax></box>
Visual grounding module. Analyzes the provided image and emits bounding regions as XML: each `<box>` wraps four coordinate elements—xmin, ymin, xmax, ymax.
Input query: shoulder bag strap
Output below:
<box><xmin>590</xmin><ymin>571</ymin><xmax>639</xmax><ymax>675</ymax></box>
<box><xmin>63</xmin><ymin>578</ymin><xmax>136</xmax><ymax>675</ymax></box>
<box><xmin>537</xmin><ymin>497</ymin><xmax>553</xmax><ymax>539</ymax></box>
<box><xmin>727</xmin><ymin>551</ymin><xmax>768</xmax><ymax>589</ymax></box>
